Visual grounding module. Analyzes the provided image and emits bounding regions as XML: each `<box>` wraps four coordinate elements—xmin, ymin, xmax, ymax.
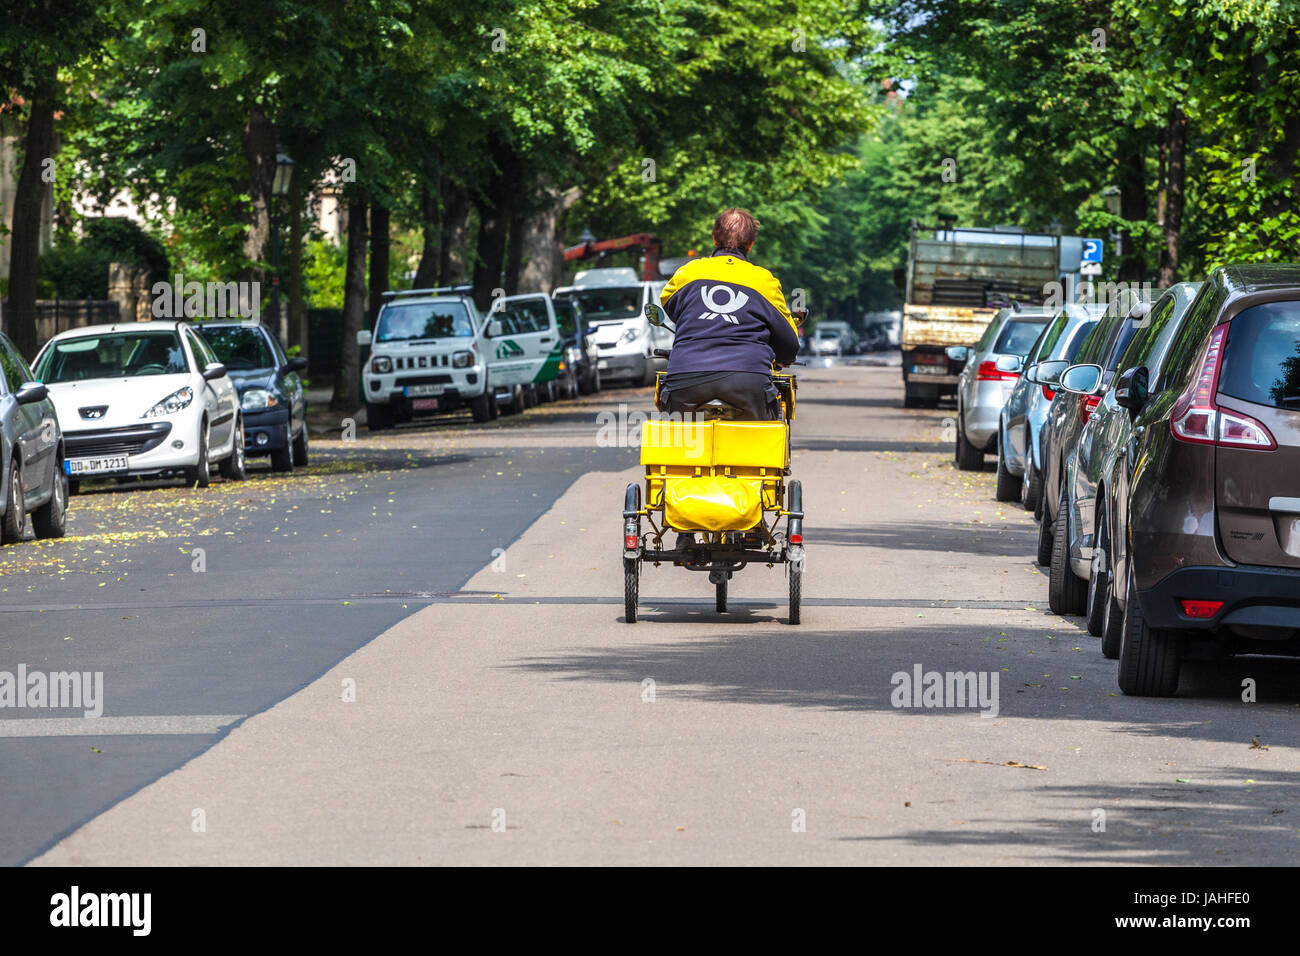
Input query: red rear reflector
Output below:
<box><xmin>789</xmin><ymin>533</ymin><xmax>803</xmax><ymax>544</ymax></box>
<box><xmin>1080</xmin><ymin>394</ymin><xmax>1101</xmax><ymax>423</ymax></box>
<box><xmin>1180</xmin><ymin>599</ymin><xmax>1224</xmax><ymax>619</ymax></box>
<box><xmin>624</xmin><ymin>534</ymin><xmax>638</xmax><ymax>549</ymax></box>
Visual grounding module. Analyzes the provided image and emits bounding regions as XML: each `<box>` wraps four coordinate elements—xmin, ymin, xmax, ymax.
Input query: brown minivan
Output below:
<box><xmin>1111</xmin><ymin>264</ymin><xmax>1300</xmax><ymax>696</ymax></box>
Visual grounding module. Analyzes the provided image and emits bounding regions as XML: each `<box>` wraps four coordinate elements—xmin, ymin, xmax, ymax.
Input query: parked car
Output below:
<box><xmin>1035</xmin><ymin>295</ymin><xmax>1143</xmax><ymax>569</ymax></box>
<box><xmin>1093</xmin><ymin>265</ymin><xmax>1300</xmax><ymax>696</ymax></box>
<box><xmin>1044</xmin><ymin>290</ymin><xmax>1158</xmax><ymax>614</ymax></box>
<box><xmin>810</xmin><ymin>326</ymin><xmax>846</xmax><ymax>356</ymax></box>
<box><xmin>948</xmin><ymin>305</ymin><xmax>1053</xmax><ymax>471</ymax></box>
<box><xmin>553</xmin><ymin>297</ymin><xmax>600</xmax><ymax>397</ymax></box>
<box><xmin>1061</xmin><ymin>282</ymin><xmax>1202</xmax><ymax>647</ymax></box>
<box><xmin>0</xmin><ymin>331</ymin><xmax>67</xmax><ymax>544</ymax></box>
<box><xmin>996</xmin><ymin>304</ymin><xmax>1103</xmax><ymax>507</ymax></box>
<box><xmin>486</xmin><ymin>292</ymin><xmax>564</xmax><ymax>414</ymax></box>
<box><xmin>196</xmin><ymin>321</ymin><xmax>308</xmax><ymax>472</ymax></box>
<box><xmin>33</xmin><ymin>321</ymin><xmax>244</xmax><ymax>490</ymax></box>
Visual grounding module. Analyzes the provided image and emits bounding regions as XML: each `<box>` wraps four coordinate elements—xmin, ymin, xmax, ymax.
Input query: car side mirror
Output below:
<box><xmin>995</xmin><ymin>354</ymin><xmax>1023</xmax><ymax>374</ymax></box>
<box><xmin>1059</xmin><ymin>363</ymin><xmax>1103</xmax><ymax>395</ymax></box>
<box><xmin>356</xmin><ymin>329</ymin><xmax>373</xmax><ymax>347</ymax></box>
<box><xmin>1114</xmin><ymin>366</ymin><xmax>1149</xmax><ymax>412</ymax></box>
<box><xmin>945</xmin><ymin>345</ymin><xmax>971</xmax><ymax>364</ymax></box>
<box><xmin>280</xmin><ymin>356</ymin><xmax>308</xmax><ymax>376</ymax></box>
<box><xmin>1023</xmin><ymin>364</ymin><xmax>1040</xmax><ymax>384</ymax></box>
<box><xmin>15</xmin><ymin>381</ymin><xmax>47</xmax><ymax>405</ymax></box>
<box><xmin>201</xmin><ymin>362</ymin><xmax>228</xmax><ymax>381</ymax></box>
<box><xmin>485</xmin><ymin>319</ymin><xmax>503</xmax><ymax>338</ymax></box>
<box><xmin>1035</xmin><ymin>359</ymin><xmax>1070</xmax><ymax>387</ymax></box>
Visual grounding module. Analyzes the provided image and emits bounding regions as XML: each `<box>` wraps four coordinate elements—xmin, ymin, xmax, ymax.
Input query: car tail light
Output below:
<box><xmin>1079</xmin><ymin>394</ymin><xmax>1101</xmax><ymax>424</ymax></box>
<box><xmin>977</xmin><ymin>360</ymin><xmax>1019</xmax><ymax>382</ymax></box>
<box><xmin>1041</xmin><ymin>385</ymin><xmax>1057</xmax><ymax>401</ymax></box>
<box><xmin>1171</xmin><ymin>324</ymin><xmax>1277</xmax><ymax>449</ymax></box>
<box><xmin>1180</xmin><ymin>599</ymin><xmax>1224</xmax><ymax>619</ymax></box>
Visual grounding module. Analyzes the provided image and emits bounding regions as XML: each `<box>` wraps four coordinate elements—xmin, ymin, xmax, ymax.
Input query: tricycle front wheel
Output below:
<box><xmin>789</xmin><ymin>565</ymin><xmax>802</xmax><ymax>625</ymax></box>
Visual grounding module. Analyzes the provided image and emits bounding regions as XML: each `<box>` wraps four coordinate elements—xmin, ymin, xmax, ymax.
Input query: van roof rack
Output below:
<box><xmin>382</xmin><ymin>285</ymin><xmax>472</xmax><ymax>299</ymax></box>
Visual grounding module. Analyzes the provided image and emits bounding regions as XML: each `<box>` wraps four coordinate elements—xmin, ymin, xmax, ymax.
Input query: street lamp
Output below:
<box><xmin>578</xmin><ymin>226</ymin><xmax>596</xmax><ymax>246</ymax></box>
<box><xmin>269</xmin><ymin>151</ymin><xmax>296</xmax><ymax>342</ymax></box>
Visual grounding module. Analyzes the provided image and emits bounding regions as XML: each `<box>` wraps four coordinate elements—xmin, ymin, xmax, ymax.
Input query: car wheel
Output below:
<box><xmin>1</xmin><ymin>459</ymin><xmax>25</xmax><ymax>545</ymax></box>
<box><xmin>640</xmin><ymin>359</ymin><xmax>656</xmax><ymax>388</ymax></box>
<box><xmin>1023</xmin><ymin>453</ymin><xmax>1042</xmax><ymax>514</ymax></box>
<box><xmin>471</xmin><ymin>389</ymin><xmax>494</xmax><ymax>423</ymax></box>
<box><xmin>291</xmin><ymin>424</ymin><xmax>309</xmax><ymax>467</ymax></box>
<box><xmin>1036</xmin><ymin>502</ymin><xmax>1054</xmax><ymax>567</ymax></box>
<box><xmin>1118</xmin><ymin>562</ymin><xmax>1181</xmax><ymax>697</ymax></box>
<box><xmin>995</xmin><ymin>435</ymin><xmax>1022</xmax><ymax>502</ymax></box>
<box><xmin>184</xmin><ymin>422</ymin><xmax>211</xmax><ymax>488</ymax></box>
<box><xmin>955</xmin><ymin>411</ymin><xmax>983</xmax><ymax>471</ymax></box>
<box><xmin>32</xmin><ymin>455</ymin><xmax>68</xmax><ymax>540</ymax></box>
<box><xmin>365</xmin><ymin>401</ymin><xmax>392</xmax><ymax>432</ymax></box>
<box><xmin>1100</xmin><ymin>539</ymin><xmax>1124</xmax><ymax>659</ymax></box>
<box><xmin>219</xmin><ymin>416</ymin><xmax>247</xmax><ymax>480</ymax></box>
<box><xmin>1085</xmin><ymin>505</ymin><xmax>1109</xmax><ymax>636</ymax></box>
<box><xmin>270</xmin><ymin>423</ymin><xmax>294</xmax><ymax>473</ymax></box>
<box><xmin>1049</xmin><ymin>489</ymin><xmax>1087</xmax><ymax>615</ymax></box>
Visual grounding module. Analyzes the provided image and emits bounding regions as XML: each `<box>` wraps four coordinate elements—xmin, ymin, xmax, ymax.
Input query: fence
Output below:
<box><xmin>0</xmin><ymin>299</ymin><xmax>124</xmax><ymax>351</ymax></box>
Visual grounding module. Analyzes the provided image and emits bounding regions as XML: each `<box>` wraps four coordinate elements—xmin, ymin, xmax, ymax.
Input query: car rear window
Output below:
<box><xmin>993</xmin><ymin>320</ymin><xmax>1047</xmax><ymax>355</ymax></box>
<box><xmin>1217</xmin><ymin>301</ymin><xmax>1300</xmax><ymax>411</ymax></box>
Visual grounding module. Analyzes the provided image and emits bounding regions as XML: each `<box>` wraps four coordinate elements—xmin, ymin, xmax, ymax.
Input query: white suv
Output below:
<box><xmin>357</xmin><ymin>288</ymin><xmax>561</xmax><ymax>430</ymax></box>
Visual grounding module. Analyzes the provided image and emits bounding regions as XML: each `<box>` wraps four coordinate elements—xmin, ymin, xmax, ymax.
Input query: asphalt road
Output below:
<box><xmin>5</xmin><ymin>362</ymin><xmax>1300</xmax><ymax>865</ymax></box>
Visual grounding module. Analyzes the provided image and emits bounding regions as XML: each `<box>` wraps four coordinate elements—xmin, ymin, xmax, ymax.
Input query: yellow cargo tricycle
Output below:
<box><xmin>622</xmin><ymin>306</ymin><xmax>804</xmax><ymax>624</ymax></box>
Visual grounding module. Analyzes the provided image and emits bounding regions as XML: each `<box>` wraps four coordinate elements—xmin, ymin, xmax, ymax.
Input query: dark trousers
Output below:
<box><xmin>659</xmin><ymin>370</ymin><xmax>780</xmax><ymax>421</ymax></box>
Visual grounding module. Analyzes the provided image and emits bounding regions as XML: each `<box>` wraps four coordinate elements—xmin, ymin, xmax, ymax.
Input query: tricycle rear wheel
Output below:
<box><xmin>623</xmin><ymin>557</ymin><xmax>639</xmax><ymax>623</ymax></box>
<box><xmin>789</xmin><ymin>566</ymin><xmax>802</xmax><ymax>625</ymax></box>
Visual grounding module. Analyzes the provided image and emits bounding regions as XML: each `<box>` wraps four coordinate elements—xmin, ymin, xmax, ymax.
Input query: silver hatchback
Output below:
<box><xmin>949</xmin><ymin>306</ymin><xmax>1054</xmax><ymax>471</ymax></box>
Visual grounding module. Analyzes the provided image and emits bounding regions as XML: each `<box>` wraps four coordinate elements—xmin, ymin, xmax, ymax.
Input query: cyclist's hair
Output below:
<box><xmin>712</xmin><ymin>207</ymin><xmax>760</xmax><ymax>251</ymax></box>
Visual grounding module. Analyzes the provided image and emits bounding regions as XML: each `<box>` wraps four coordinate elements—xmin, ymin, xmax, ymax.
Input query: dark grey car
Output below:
<box><xmin>1059</xmin><ymin>282</ymin><xmax>1203</xmax><ymax>649</ymax></box>
<box><xmin>0</xmin><ymin>331</ymin><xmax>67</xmax><ymax>545</ymax></box>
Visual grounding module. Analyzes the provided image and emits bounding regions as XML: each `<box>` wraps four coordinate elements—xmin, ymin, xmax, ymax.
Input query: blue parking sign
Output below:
<box><xmin>1082</xmin><ymin>238</ymin><xmax>1104</xmax><ymax>263</ymax></box>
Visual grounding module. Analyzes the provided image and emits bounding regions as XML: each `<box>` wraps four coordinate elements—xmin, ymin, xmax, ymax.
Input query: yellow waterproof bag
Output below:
<box><xmin>663</xmin><ymin>475</ymin><xmax>762</xmax><ymax>532</ymax></box>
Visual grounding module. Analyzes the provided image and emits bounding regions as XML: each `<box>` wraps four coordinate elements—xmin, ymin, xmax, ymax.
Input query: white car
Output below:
<box><xmin>552</xmin><ymin>268</ymin><xmax>671</xmax><ymax>387</ymax></box>
<box><xmin>32</xmin><ymin>321</ymin><xmax>245</xmax><ymax>490</ymax></box>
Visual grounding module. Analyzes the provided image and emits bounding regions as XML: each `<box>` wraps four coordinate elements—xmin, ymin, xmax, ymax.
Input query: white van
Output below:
<box><xmin>356</xmin><ymin>288</ymin><xmax>560</xmax><ymax>430</ymax></box>
<box><xmin>552</xmin><ymin>268</ymin><xmax>671</xmax><ymax>387</ymax></box>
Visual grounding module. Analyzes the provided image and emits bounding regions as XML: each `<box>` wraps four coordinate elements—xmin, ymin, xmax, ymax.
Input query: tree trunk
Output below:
<box><xmin>239</xmin><ymin>108</ymin><xmax>277</xmax><ymax>294</ymax></box>
<box><xmin>1115</xmin><ymin>138</ymin><xmax>1148</xmax><ymax>282</ymax></box>
<box><xmin>6</xmin><ymin>66</ymin><xmax>58</xmax><ymax>359</ymax></box>
<box><xmin>1157</xmin><ymin>107</ymin><xmax>1187</xmax><ymax>289</ymax></box>
<box><xmin>287</xmin><ymin>163</ymin><xmax>307</xmax><ymax>353</ymax></box>
<box><xmin>472</xmin><ymin>154</ymin><xmax>514</xmax><ymax>311</ymax></box>
<box><xmin>438</xmin><ymin>181</ymin><xmax>470</xmax><ymax>286</ymax></box>
<box><xmin>519</xmin><ymin>186</ymin><xmax>580</xmax><ymax>294</ymax></box>
<box><xmin>504</xmin><ymin>197</ymin><xmax>525</xmax><ymax>295</ymax></box>
<box><xmin>330</xmin><ymin>199</ymin><xmax>368</xmax><ymax>413</ymax></box>
<box><xmin>412</xmin><ymin>187</ymin><xmax>439</xmax><ymax>288</ymax></box>
<box><xmin>368</xmin><ymin>204</ymin><xmax>390</xmax><ymax>321</ymax></box>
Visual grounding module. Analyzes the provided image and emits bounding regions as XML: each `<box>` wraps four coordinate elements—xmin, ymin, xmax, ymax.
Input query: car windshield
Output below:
<box><xmin>376</xmin><ymin>302</ymin><xmax>474</xmax><ymax>342</ymax></box>
<box><xmin>35</xmin><ymin>331</ymin><xmax>188</xmax><ymax>382</ymax></box>
<box><xmin>563</xmin><ymin>288</ymin><xmax>641</xmax><ymax>324</ymax></box>
<box><xmin>199</xmin><ymin>326</ymin><xmax>275</xmax><ymax>371</ymax></box>
<box><xmin>1217</xmin><ymin>301</ymin><xmax>1300</xmax><ymax>410</ymax></box>
<box><xmin>993</xmin><ymin>320</ymin><xmax>1048</xmax><ymax>356</ymax></box>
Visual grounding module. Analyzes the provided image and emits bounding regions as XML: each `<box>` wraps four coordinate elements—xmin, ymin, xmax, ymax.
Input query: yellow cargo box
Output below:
<box><xmin>663</xmin><ymin>475</ymin><xmax>763</xmax><ymax>532</ymax></box>
<box><xmin>641</xmin><ymin>420</ymin><xmax>712</xmax><ymax>466</ymax></box>
<box><xmin>712</xmin><ymin>421</ymin><xmax>788</xmax><ymax>469</ymax></box>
